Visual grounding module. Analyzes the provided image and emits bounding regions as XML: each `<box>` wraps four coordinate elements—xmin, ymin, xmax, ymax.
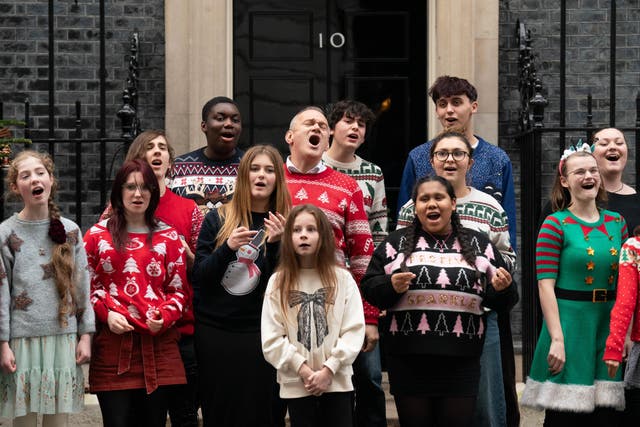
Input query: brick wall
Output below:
<box><xmin>0</xmin><ymin>0</ymin><xmax>165</xmax><ymax>229</ymax></box>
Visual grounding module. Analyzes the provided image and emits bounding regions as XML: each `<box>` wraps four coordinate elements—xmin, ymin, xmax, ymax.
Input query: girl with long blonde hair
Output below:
<box><xmin>261</xmin><ymin>204</ymin><xmax>365</xmax><ymax>427</ymax></box>
<box><xmin>193</xmin><ymin>144</ymin><xmax>290</xmax><ymax>426</ymax></box>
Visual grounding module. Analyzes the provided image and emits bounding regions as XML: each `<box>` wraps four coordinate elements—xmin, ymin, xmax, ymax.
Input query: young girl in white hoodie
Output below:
<box><xmin>261</xmin><ymin>204</ymin><xmax>365</xmax><ymax>427</ymax></box>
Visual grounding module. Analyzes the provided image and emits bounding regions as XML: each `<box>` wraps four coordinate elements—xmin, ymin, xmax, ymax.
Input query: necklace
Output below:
<box><xmin>610</xmin><ymin>182</ymin><xmax>624</xmax><ymax>193</ymax></box>
<box><xmin>425</xmin><ymin>230</ymin><xmax>452</xmax><ymax>253</ymax></box>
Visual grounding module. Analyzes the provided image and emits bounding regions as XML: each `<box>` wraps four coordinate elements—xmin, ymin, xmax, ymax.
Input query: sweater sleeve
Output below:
<box><xmin>73</xmin><ymin>225</ymin><xmax>95</xmax><ymax>335</ymax></box>
<box><xmin>156</xmin><ymin>236</ymin><xmax>188</xmax><ymax>331</ymax></box>
<box><xmin>83</xmin><ymin>228</ymin><xmax>113</xmax><ymax>324</ymax></box>
<box><xmin>481</xmin><ymin>242</ymin><xmax>519</xmax><ymax>312</ymax></box>
<box><xmin>261</xmin><ymin>276</ymin><xmax>307</xmax><ymax>373</ymax></box>
<box><xmin>501</xmin><ymin>158</ymin><xmax>518</xmax><ymax>252</ymax></box>
<box><xmin>344</xmin><ymin>186</ymin><xmax>378</xmax><ymax>324</ymax></box>
<box><xmin>604</xmin><ymin>239</ymin><xmax>639</xmax><ymax>362</ymax></box>
<box><xmin>489</xmin><ymin>210</ymin><xmax>516</xmax><ymax>272</ymax></box>
<box><xmin>361</xmin><ymin>237</ymin><xmax>405</xmax><ymax>310</ymax></box>
<box><xmin>189</xmin><ymin>204</ymin><xmax>204</xmax><ymax>254</ymax></box>
<box><xmin>324</xmin><ymin>271</ymin><xmax>366</xmax><ymax>374</ymax></box>
<box><xmin>370</xmin><ymin>174</ymin><xmax>388</xmax><ymax>248</ymax></box>
<box><xmin>397</xmin><ymin>158</ymin><xmax>416</xmax><ymax>214</ymax></box>
<box><xmin>0</xmin><ymin>244</ymin><xmax>12</xmax><ymax>342</ymax></box>
<box><xmin>192</xmin><ymin>210</ymin><xmax>236</xmax><ymax>305</ymax></box>
<box><xmin>536</xmin><ymin>215</ymin><xmax>563</xmax><ymax>281</ymax></box>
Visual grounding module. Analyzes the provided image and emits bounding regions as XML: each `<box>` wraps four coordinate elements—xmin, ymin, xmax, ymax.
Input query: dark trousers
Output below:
<box><xmin>97</xmin><ymin>386</ymin><xmax>175</xmax><ymax>427</ymax></box>
<box><xmin>195</xmin><ymin>322</ymin><xmax>276</xmax><ymax>427</ymax></box>
<box><xmin>352</xmin><ymin>346</ymin><xmax>387</xmax><ymax>427</ymax></box>
<box><xmin>168</xmin><ymin>334</ymin><xmax>199</xmax><ymax>427</ymax></box>
<box><xmin>287</xmin><ymin>392</ymin><xmax>353</xmax><ymax>427</ymax></box>
<box><xmin>623</xmin><ymin>388</ymin><xmax>640</xmax><ymax>426</ymax></box>
<box><xmin>544</xmin><ymin>407</ymin><xmax>622</xmax><ymax>427</ymax></box>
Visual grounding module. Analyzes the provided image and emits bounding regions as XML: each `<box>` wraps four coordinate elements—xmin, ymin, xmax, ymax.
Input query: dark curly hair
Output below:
<box><xmin>400</xmin><ymin>175</ymin><xmax>479</xmax><ymax>280</ymax></box>
<box><xmin>326</xmin><ymin>100</ymin><xmax>376</xmax><ymax>129</ymax></box>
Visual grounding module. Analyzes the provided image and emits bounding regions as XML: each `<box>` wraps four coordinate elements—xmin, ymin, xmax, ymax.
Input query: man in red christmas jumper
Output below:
<box><xmin>283</xmin><ymin>106</ymin><xmax>378</xmax><ymax>413</ymax></box>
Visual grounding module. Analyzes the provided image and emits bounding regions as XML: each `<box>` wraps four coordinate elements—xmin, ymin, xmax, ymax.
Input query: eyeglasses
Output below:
<box><xmin>566</xmin><ymin>167</ymin><xmax>599</xmax><ymax>178</ymax></box>
<box><xmin>433</xmin><ymin>150</ymin><xmax>470</xmax><ymax>162</ymax></box>
<box><xmin>122</xmin><ymin>183</ymin><xmax>151</xmax><ymax>193</ymax></box>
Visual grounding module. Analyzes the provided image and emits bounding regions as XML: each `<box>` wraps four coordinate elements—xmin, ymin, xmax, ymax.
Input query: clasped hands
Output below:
<box><xmin>298</xmin><ymin>363</ymin><xmax>333</xmax><ymax>396</ymax></box>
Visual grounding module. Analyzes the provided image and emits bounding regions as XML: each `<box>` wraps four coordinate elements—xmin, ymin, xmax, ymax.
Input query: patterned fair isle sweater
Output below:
<box><xmin>0</xmin><ymin>214</ymin><xmax>96</xmax><ymax>341</ymax></box>
<box><xmin>167</xmin><ymin>147</ymin><xmax>244</xmax><ymax>214</ymax></box>
<box><xmin>284</xmin><ymin>166</ymin><xmax>378</xmax><ymax>324</ymax></box>
<box><xmin>361</xmin><ymin>228</ymin><xmax>517</xmax><ymax>357</ymax></box>
<box><xmin>322</xmin><ymin>153</ymin><xmax>388</xmax><ymax>248</ymax></box>
<box><xmin>83</xmin><ymin>220</ymin><xmax>188</xmax><ymax>335</ymax></box>
<box><xmin>396</xmin><ymin>187</ymin><xmax>515</xmax><ymax>271</ymax></box>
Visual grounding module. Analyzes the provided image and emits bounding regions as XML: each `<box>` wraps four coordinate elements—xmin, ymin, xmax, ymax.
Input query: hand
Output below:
<box><xmin>180</xmin><ymin>237</ymin><xmax>195</xmax><ymax>270</ymax></box>
<box><xmin>298</xmin><ymin>363</ymin><xmax>314</xmax><ymax>385</ymax></box>
<box><xmin>107</xmin><ymin>311</ymin><xmax>134</xmax><ymax>334</ymax></box>
<box><xmin>391</xmin><ymin>272</ymin><xmax>415</xmax><ymax>294</ymax></box>
<box><xmin>605</xmin><ymin>360</ymin><xmax>620</xmax><ymax>378</ymax></box>
<box><xmin>491</xmin><ymin>267</ymin><xmax>512</xmax><ymax>291</ymax></box>
<box><xmin>305</xmin><ymin>367</ymin><xmax>333</xmax><ymax>396</ymax></box>
<box><xmin>0</xmin><ymin>342</ymin><xmax>16</xmax><ymax>374</ymax></box>
<box><xmin>227</xmin><ymin>227</ymin><xmax>258</xmax><ymax>251</ymax></box>
<box><xmin>547</xmin><ymin>339</ymin><xmax>565</xmax><ymax>375</ymax></box>
<box><xmin>265</xmin><ymin>212</ymin><xmax>287</xmax><ymax>243</ymax></box>
<box><xmin>623</xmin><ymin>336</ymin><xmax>633</xmax><ymax>360</ymax></box>
<box><xmin>362</xmin><ymin>324</ymin><xmax>379</xmax><ymax>352</ymax></box>
<box><xmin>76</xmin><ymin>334</ymin><xmax>91</xmax><ymax>364</ymax></box>
<box><xmin>146</xmin><ymin>310</ymin><xmax>164</xmax><ymax>334</ymax></box>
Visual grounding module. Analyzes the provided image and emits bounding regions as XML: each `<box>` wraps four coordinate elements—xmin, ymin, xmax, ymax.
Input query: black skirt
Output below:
<box><xmin>387</xmin><ymin>353</ymin><xmax>481</xmax><ymax>397</ymax></box>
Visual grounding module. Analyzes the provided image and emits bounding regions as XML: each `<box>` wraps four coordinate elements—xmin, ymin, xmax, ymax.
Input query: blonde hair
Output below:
<box><xmin>215</xmin><ymin>145</ymin><xmax>291</xmax><ymax>247</ymax></box>
<box><xmin>274</xmin><ymin>204</ymin><xmax>337</xmax><ymax>320</ymax></box>
<box><xmin>6</xmin><ymin>150</ymin><xmax>77</xmax><ymax>327</ymax></box>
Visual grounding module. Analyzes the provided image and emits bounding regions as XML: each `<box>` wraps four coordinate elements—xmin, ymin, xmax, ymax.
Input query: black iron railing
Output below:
<box><xmin>1</xmin><ymin>28</ymin><xmax>141</xmax><ymax>229</ymax></box>
<box><xmin>515</xmin><ymin>17</ymin><xmax>640</xmax><ymax>376</ymax></box>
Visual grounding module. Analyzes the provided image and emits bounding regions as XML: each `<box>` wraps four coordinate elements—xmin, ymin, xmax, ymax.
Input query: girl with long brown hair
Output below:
<box><xmin>192</xmin><ymin>144</ymin><xmax>290</xmax><ymax>426</ymax></box>
<box><xmin>261</xmin><ymin>204</ymin><xmax>365</xmax><ymax>427</ymax></box>
<box><xmin>0</xmin><ymin>150</ymin><xmax>95</xmax><ymax>426</ymax></box>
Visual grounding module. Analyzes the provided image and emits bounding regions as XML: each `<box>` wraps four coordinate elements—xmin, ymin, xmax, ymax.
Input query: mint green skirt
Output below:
<box><xmin>0</xmin><ymin>334</ymin><xmax>84</xmax><ymax>418</ymax></box>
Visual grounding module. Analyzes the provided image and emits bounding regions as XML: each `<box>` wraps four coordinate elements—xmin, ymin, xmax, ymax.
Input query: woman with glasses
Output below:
<box><xmin>521</xmin><ymin>145</ymin><xmax>625</xmax><ymax>425</ymax></box>
<box><xmin>396</xmin><ymin>129</ymin><xmax>517</xmax><ymax>427</ymax></box>
<box><xmin>99</xmin><ymin>130</ymin><xmax>204</xmax><ymax>426</ymax></box>
<box><xmin>84</xmin><ymin>160</ymin><xmax>189</xmax><ymax>427</ymax></box>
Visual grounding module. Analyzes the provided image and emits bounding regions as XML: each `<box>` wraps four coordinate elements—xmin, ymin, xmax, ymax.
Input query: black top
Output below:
<box><xmin>193</xmin><ymin>210</ymin><xmax>279</xmax><ymax>332</ymax></box>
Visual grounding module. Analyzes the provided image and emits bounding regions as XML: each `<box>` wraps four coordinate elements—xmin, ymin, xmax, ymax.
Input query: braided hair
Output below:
<box><xmin>7</xmin><ymin>150</ymin><xmax>78</xmax><ymax>327</ymax></box>
<box><xmin>400</xmin><ymin>175</ymin><xmax>479</xmax><ymax>280</ymax></box>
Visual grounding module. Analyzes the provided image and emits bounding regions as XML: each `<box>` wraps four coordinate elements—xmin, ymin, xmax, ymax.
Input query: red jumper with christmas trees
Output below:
<box><xmin>84</xmin><ymin>220</ymin><xmax>188</xmax><ymax>333</ymax></box>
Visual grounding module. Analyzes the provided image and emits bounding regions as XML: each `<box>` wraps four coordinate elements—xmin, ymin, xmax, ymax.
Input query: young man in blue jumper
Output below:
<box><xmin>397</xmin><ymin>75</ymin><xmax>519</xmax><ymax>427</ymax></box>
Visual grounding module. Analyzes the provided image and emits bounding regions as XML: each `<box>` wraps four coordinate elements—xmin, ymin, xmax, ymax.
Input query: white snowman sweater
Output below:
<box><xmin>261</xmin><ymin>267</ymin><xmax>365</xmax><ymax>398</ymax></box>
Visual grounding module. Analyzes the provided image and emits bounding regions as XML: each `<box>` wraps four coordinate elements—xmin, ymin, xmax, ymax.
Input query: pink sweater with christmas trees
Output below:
<box><xmin>284</xmin><ymin>166</ymin><xmax>378</xmax><ymax>324</ymax></box>
<box><xmin>361</xmin><ymin>228</ymin><xmax>517</xmax><ymax>357</ymax></box>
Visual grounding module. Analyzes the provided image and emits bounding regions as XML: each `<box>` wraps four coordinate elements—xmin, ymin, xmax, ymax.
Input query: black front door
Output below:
<box><xmin>234</xmin><ymin>0</ymin><xmax>427</xmax><ymax>217</ymax></box>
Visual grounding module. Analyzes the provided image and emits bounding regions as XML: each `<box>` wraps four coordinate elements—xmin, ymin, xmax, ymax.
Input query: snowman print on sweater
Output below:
<box><xmin>221</xmin><ymin>228</ymin><xmax>265</xmax><ymax>296</ymax></box>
